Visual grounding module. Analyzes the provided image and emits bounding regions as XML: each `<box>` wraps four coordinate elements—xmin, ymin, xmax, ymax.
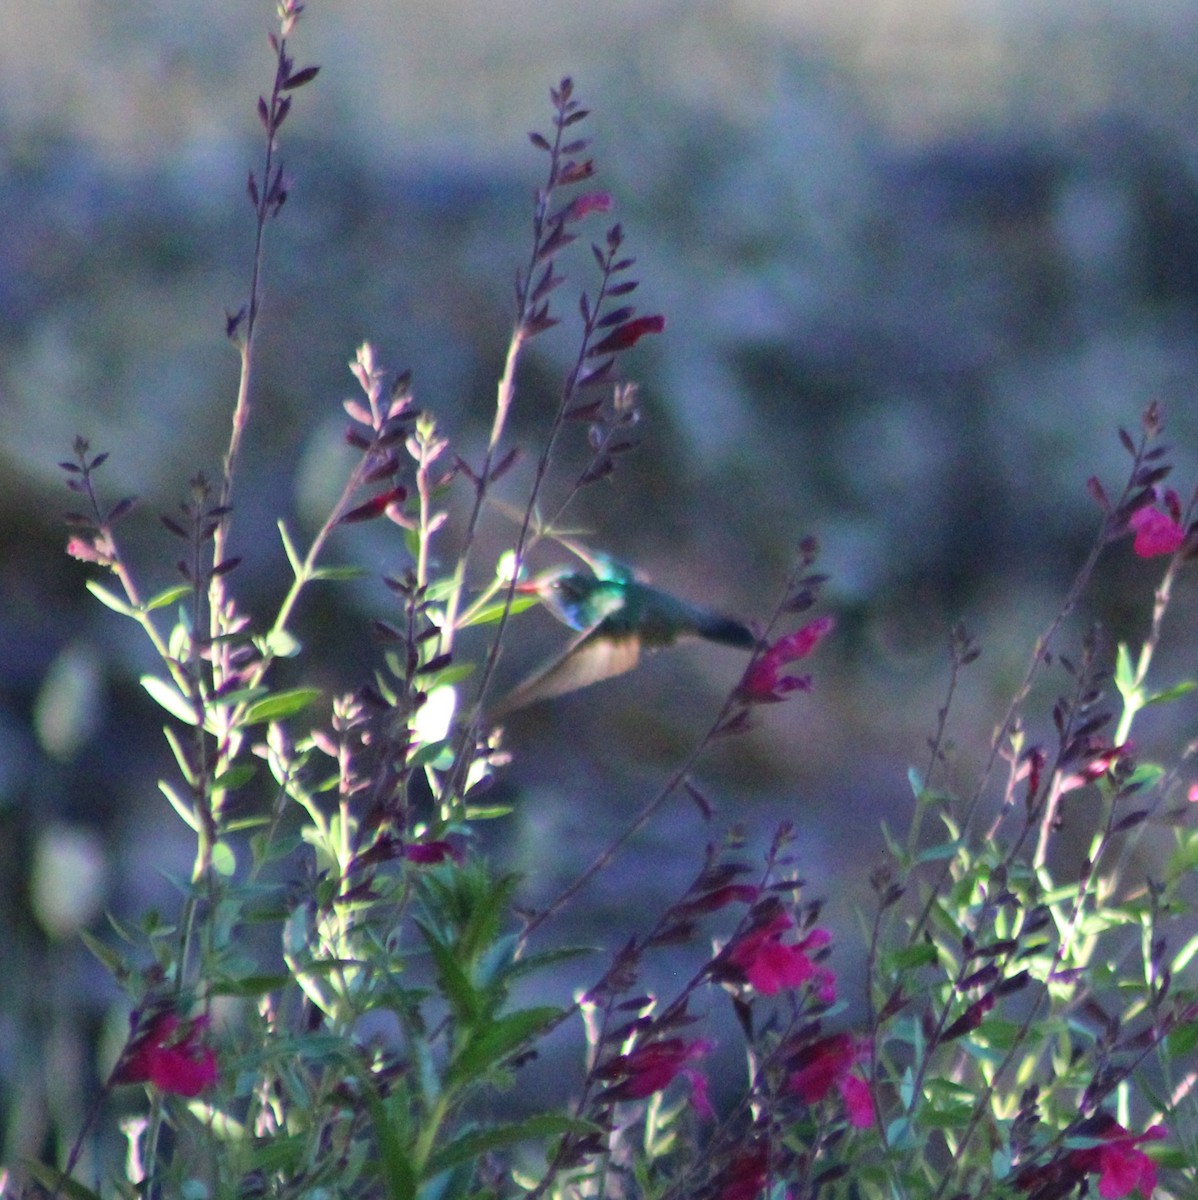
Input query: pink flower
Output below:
<box><xmin>111</xmin><ymin>1010</ymin><xmax>218</xmax><ymax>1097</ymax></box>
<box><xmin>737</xmin><ymin>617</ymin><xmax>834</xmax><ymax>704</ymax></box>
<box><xmin>66</xmin><ymin>536</ymin><xmax>109</xmax><ymax>565</ymax></box>
<box><xmin>562</xmin><ymin>191</ymin><xmax>613</xmax><ymax>222</ymax></box>
<box><xmin>1068</xmin><ymin>1117</ymin><xmax>1166</xmax><ymax>1199</ymax></box>
<box><xmin>786</xmin><ymin>1033</ymin><xmax>873</xmax><ymax>1129</ymax></box>
<box><xmin>1128</xmin><ymin>490</ymin><xmax>1185</xmax><ymax>557</ymax></box>
<box><xmin>599</xmin><ymin>1037</ymin><xmax>713</xmax><ymax>1116</ymax></box>
<box><xmin>725</xmin><ymin>913</ymin><xmax>835</xmax><ymax>999</ymax></box>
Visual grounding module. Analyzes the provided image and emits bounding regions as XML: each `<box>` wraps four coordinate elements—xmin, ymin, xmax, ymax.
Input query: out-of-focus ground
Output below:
<box><xmin>4</xmin><ymin>0</ymin><xmax>1198</xmax><ymax>1164</ymax></box>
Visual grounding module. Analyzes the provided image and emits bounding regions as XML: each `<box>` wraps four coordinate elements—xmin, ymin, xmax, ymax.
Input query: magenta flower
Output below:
<box><xmin>402</xmin><ymin>840</ymin><xmax>464</xmax><ymax>865</ymax></box>
<box><xmin>1068</xmin><ymin>1117</ymin><xmax>1166</xmax><ymax>1199</ymax></box>
<box><xmin>724</xmin><ymin>912</ymin><xmax>835</xmax><ymax>999</ymax></box>
<box><xmin>599</xmin><ymin>1037</ymin><xmax>713</xmax><ymax>1116</ymax></box>
<box><xmin>737</xmin><ymin>616</ymin><xmax>834</xmax><ymax>704</ymax></box>
<box><xmin>561</xmin><ymin>191</ymin><xmax>613</xmax><ymax>222</ymax></box>
<box><xmin>717</xmin><ymin>1146</ymin><xmax>770</xmax><ymax>1200</ymax></box>
<box><xmin>838</xmin><ymin>1071</ymin><xmax>875</xmax><ymax>1130</ymax></box>
<box><xmin>1058</xmin><ymin>737</ymin><xmax>1132</xmax><ymax>794</ymax></box>
<box><xmin>786</xmin><ymin>1033</ymin><xmax>874</xmax><ymax>1129</ymax></box>
<box><xmin>111</xmin><ymin>1010</ymin><xmax>218</xmax><ymax>1097</ymax></box>
<box><xmin>1128</xmin><ymin>490</ymin><xmax>1185</xmax><ymax>557</ymax></box>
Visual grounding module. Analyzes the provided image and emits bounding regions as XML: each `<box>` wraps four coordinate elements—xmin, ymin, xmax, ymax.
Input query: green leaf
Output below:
<box><xmin>159</xmin><ymin>780</ymin><xmax>200</xmax><ymax>831</ymax></box>
<box><xmin>85</xmin><ymin>579</ymin><xmax>136</xmax><ymax>617</ymax></box>
<box><xmin>360</xmin><ymin>1085</ymin><xmax>416</xmax><ymax>1200</ymax></box>
<box><xmin>886</xmin><ymin>942</ymin><xmax>940</xmax><ymax>971</ymax></box>
<box><xmin>463</xmin><ymin>803</ymin><xmax>514</xmax><ymax>820</ymax></box>
<box><xmin>204</xmin><ymin>686</ymin><xmax>270</xmax><ymax>714</ymax></box>
<box><xmin>278</xmin><ymin>519</ymin><xmax>303</xmax><ymax>576</ymax></box>
<box><xmin>213</xmin><ymin>763</ymin><xmax>257</xmax><ymax>792</ymax></box>
<box><xmin>144</xmin><ymin>582</ymin><xmax>192</xmax><ymax>611</ymax></box>
<box><xmin>142</xmin><ymin>675</ymin><xmax>198</xmax><ymax>725</ymax></box>
<box><xmin>243</xmin><ymin>688</ymin><xmax>322</xmax><ymax>724</ymax></box>
<box><xmin>310</xmin><ymin>564</ymin><xmax>367</xmax><ymax>581</ymax></box>
<box><xmin>211</xmin><ymin>840</ymin><xmax>237</xmax><ymax>876</ymax></box>
<box><xmin>163</xmin><ymin>724</ymin><xmax>199</xmax><ymax>786</ymax></box>
<box><xmin>1144</xmin><ymin>679</ymin><xmax>1197</xmax><ymax>706</ymax></box>
<box><xmin>424</xmin><ymin>1114</ymin><xmax>596</xmax><ymax>1178</ymax></box>
<box><xmin>226</xmin><ymin>814</ymin><xmax>271</xmax><ymax>833</ymax></box>
<box><xmin>916</xmin><ymin>838</ymin><xmax>963</xmax><ymax>865</ymax></box>
<box><xmin>410</xmin><ymin>739</ymin><xmax>454</xmax><ymax>770</ymax></box>
<box><xmin>460</xmin><ymin>594</ymin><xmax>539</xmax><ymax>627</ymax></box>
<box><xmin>261</xmin><ymin>628</ymin><xmax>302</xmax><ymax>658</ymax></box>
<box><xmin>209</xmin><ymin>973</ymin><xmax>291</xmax><ymax>998</ymax></box>
<box><xmin>1167</xmin><ymin>1017</ymin><xmax>1198</xmax><ymax>1059</ymax></box>
<box><xmin>78</xmin><ymin>928</ymin><xmax>124</xmax><ymax>976</ymax></box>
<box><xmin>1114</xmin><ymin>642</ymin><xmax>1136</xmax><ymax>694</ymax></box>
<box><xmin>418</xmin><ymin>662</ymin><xmax>476</xmax><ymax>690</ymax></box>
<box><xmin>507</xmin><ymin>944</ymin><xmax>594</xmax><ymax>982</ymax></box>
<box><xmin>1123</xmin><ymin>762</ymin><xmax>1164</xmax><ymax>790</ymax></box>
<box><xmin>22</xmin><ymin>1160</ymin><xmax>103</xmax><ymax>1200</ymax></box>
<box><xmin>920</xmin><ymin>1101</ymin><xmax>975</xmax><ymax>1128</ymax></box>
<box><xmin>1171</xmin><ymin>931</ymin><xmax>1198</xmax><ymax>975</ymax></box>
<box><xmin>450</xmin><ymin>1006</ymin><xmax>561</xmax><ymax>1084</ymax></box>
<box><xmin>418</xmin><ymin>921</ymin><xmax>480</xmax><ymax>1024</ymax></box>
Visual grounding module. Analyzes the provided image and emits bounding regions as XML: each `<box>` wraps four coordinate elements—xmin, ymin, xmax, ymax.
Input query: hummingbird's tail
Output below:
<box><xmin>696</xmin><ymin>613</ymin><xmax>756</xmax><ymax>649</ymax></box>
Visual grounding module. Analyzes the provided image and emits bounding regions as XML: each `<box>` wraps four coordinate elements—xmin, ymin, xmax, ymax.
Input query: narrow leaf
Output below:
<box><xmin>461</xmin><ymin>595</ymin><xmax>538</xmax><ymax>627</ymax></box>
<box><xmin>141</xmin><ymin>675</ymin><xmax>199</xmax><ymax>725</ymax></box>
<box><xmin>21</xmin><ymin>1162</ymin><xmax>102</xmax><ymax>1200</ymax></box>
<box><xmin>450</xmin><ymin>1006</ymin><xmax>561</xmax><ymax>1084</ymax></box>
<box><xmin>282</xmin><ymin>64</ymin><xmax>320</xmax><ymax>89</ymax></box>
<box><xmin>85</xmin><ymin>580</ymin><xmax>136</xmax><ymax>617</ymax></box>
<box><xmin>144</xmin><ymin>583</ymin><xmax>191</xmax><ymax>611</ymax></box>
<box><xmin>242</xmin><ymin>688</ymin><xmax>322</xmax><ymax>724</ymax></box>
<box><xmin>158</xmin><ymin>780</ymin><xmax>200</xmax><ymax>831</ymax></box>
<box><xmin>425</xmin><ymin>1114</ymin><xmax>596</xmax><ymax>1178</ymax></box>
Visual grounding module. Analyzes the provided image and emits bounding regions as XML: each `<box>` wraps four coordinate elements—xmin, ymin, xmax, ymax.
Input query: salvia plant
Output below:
<box><xmin>17</xmin><ymin>4</ymin><xmax>1198</xmax><ymax>1198</ymax></box>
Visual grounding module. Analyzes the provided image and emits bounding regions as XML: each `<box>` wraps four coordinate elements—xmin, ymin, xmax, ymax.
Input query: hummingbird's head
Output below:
<box><xmin>515</xmin><ymin>568</ymin><xmax>604</xmax><ymax>631</ymax></box>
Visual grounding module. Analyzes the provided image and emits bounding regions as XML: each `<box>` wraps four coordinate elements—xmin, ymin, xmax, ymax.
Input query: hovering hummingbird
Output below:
<box><xmin>492</xmin><ymin>553</ymin><xmax>755</xmax><ymax>715</ymax></box>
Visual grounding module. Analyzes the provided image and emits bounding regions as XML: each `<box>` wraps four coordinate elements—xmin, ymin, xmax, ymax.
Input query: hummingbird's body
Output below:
<box><xmin>493</xmin><ymin>555</ymin><xmax>754</xmax><ymax>715</ymax></box>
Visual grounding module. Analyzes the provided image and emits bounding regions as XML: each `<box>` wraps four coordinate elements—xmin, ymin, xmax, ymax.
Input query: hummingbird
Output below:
<box><xmin>492</xmin><ymin>553</ymin><xmax>755</xmax><ymax>715</ymax></box>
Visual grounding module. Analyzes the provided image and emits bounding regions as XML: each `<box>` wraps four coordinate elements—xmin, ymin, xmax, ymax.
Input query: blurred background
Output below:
<box><xmin>4</xmin><ymin>0</ymin><xmax>1198</xmax><ymax>1167</ymax></box>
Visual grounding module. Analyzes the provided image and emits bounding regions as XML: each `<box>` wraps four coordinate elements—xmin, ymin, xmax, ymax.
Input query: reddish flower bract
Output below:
<box><xmin>589</xmin><ymin>314</ymin><xmax>665</xmax><ymax>356</ymax></box>
<box><xmin>1068</xmin><ymin>1119</ymin><xmax>1166</xmax><ymax>1199</ymax></box>
<box><xmin>725</xmin><ymin>912</ymin><xmax>835</xmax><ymax>999</ymax></box>
<box><xmin>403</xmin><ymin>840</ymin><xmax>464</xmax><ymax>865</ymax></box>
<box><xmin>112</xmin><ymin>1011</ymin><xmax>218</xmax><ymax>1098</ymax></box>
<box><xmin>600</xmin><ymin>1036</ymin><xmax>713</xmax><ymax>1116</ymax></box>
<box><xmin>1128</xmin><ymin>491</ymin><xmax>1185</xmax><ymax>557</ymax></box>
<box><xmin>737</xmin><ymin>616</ymin><xmax>834</xmax><ymax>704</ymax></box>
<box><xmin>786</xmin><ymin>1033</ymin><xmax>873</xmax><ymax>1129</ymax></box>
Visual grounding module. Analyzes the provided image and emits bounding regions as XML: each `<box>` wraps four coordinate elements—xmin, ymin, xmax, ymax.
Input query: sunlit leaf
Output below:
<box><xmin>142</xmin><ymin>675</ymin><xmax>198</xmax><ymax>725</ymax></box>
<box><xmin>243</xmin><ymin>688</ymin><xmax>322</xmax><ymax>724</ymax></box>
<box><xmin>85</xmin><ymin>580</ymin><xmax>135</xmax><ymax>617</ymax></box>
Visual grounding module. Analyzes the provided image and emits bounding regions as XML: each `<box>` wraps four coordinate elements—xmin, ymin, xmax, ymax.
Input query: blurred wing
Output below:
<box><xmin>492</xmin><ymin>630</ymin><xmax>642</xmax><ymax>717</ymax></box>
<box><xmin>559</xmin><ymin>540</ymin><xmax>641</xmax><ymax>584</ymax></box>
